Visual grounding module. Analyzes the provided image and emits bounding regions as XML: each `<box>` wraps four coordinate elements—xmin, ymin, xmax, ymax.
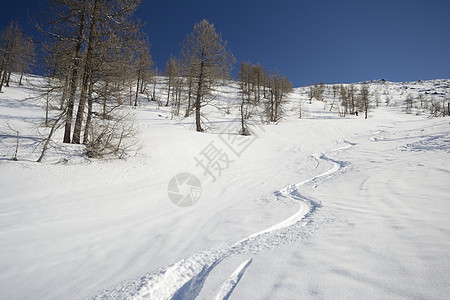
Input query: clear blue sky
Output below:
<box><xmin>1</xmin><ymin>0</ymin><xmax>449</xmax><ymax>86</ymax></box>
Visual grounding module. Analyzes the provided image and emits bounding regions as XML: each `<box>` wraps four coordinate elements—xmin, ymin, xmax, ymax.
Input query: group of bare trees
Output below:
<box><xmin>2</xmin><ymin>12</ymin><xmax>296</xmax><ymax>160</ymax></box>
<box><xmin>161</xmin><ymin>20</ymin><xmax>293</xmax><ymax>135</ymax></box>
<box><xmin>263</xmin><ymin>71</ymin><xmax>293</xmax><ymax>123</ymax></box>
<box><xmin>337</xmin><ymin>84</ymin><xmax>371</xmax><ymax>119</ymax></box>
<box><xmin>180</xmin><ymin>19</ymin><xmax>235</xmax><ymax>132</ymax></box>
<box><xmin>373</xmin><ymin>84</ymin><xmax>449</xmax><ymax>117</ymax></box>
<box><xmin>403</xmin><ymin>93</ymin><xmax>449</xmax><ymax>117</ymax></box>
<box><xmin>308</xmin><ymin>82</ymin><xmax>325</xmax><ymax>103</ymax></box>
<box><xmin>158</xmin><ymin>20</ymin><xmax>237</xmax><ymax>132</ymax></box>
<box><xmin>310</xmin><ymin>83</ymin><xmax>372</xmax><ymax>119</ymax></box>
<box><xmin>237</xmin><ymin>62</ymin><xmax>259</xmax><ymax>135</ymax></box>
<box><xmin>238</xmin><ymin>62</ymin><xmax>267</xmax><ymax>105</ymax></box>
<box><xmin>238</xmin><ymin>62</ymin><xmax>293</xmax><ymax>134</ymax></box>
<box><xmin>37</xmin><ymin>0</ymin><xmax>152</xmax><ymax>158</ymax></box>
<box><xmin>322</xmin><ymin>82</ymin><xmax>449</xmax><ymax>119</ymax></box>
<box><xmin>0</xmin><ymin>21</ymin><xmax>34</xmax><ymax>92</ymax></box>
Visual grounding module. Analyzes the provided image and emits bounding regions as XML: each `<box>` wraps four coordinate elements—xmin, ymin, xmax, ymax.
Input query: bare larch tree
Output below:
<box><xmin>180</xmin><ymin>19</ymin><xmax>235</xmax><ymax>132</ymax></box>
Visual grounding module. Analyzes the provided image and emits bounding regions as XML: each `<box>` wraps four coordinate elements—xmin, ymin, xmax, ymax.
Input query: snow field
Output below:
<box><xmin>0</xmin><ymin>76</ymin><xmax>449</xmax><ymax>299</ymax></box>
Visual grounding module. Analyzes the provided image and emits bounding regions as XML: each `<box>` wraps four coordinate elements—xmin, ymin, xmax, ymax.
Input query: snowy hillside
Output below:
<box><xmin>1</xmin><ymin>75</ymin><xmax>449</xmax><ymax>299</ymax></box>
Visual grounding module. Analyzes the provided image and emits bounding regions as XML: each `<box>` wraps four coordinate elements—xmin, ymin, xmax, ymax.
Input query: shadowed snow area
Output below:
<box><xmin>0</xmin><ymin>75</ymin><xmax>449</xmax><ymax>299</ymax></box>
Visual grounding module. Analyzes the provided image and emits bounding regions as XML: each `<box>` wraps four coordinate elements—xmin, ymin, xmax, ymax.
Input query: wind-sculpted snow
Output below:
<box><xmin>93</xmin><ymin>143</ymin><xmax>353</xmax><ymax>300</ymax></box>
<box><xmin>401</xmin><ymin>133</ymin><xmax>450</xmax><ymax>152</ymax></box>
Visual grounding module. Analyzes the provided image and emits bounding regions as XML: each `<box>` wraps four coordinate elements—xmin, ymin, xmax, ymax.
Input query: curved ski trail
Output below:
<box><xmin>215</xmin><ymin>258</ymin><xmax>253</xmax><ymax>300</ymax></box>
<box><xmin>92</xmin><ymin>141</ymin><xmax>354</xmax><ymax>300</ymax></box>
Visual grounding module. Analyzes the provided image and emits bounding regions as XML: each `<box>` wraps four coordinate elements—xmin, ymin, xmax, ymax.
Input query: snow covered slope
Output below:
<box><xmin>0</xmin><ymin>76</ymin><xmax>449</xmax><ymax>299</ymax></box>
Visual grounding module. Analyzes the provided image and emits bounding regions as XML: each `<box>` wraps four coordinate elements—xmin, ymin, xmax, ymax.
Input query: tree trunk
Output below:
<box><xmin>351</xmin><ymin>94</ymin><xmax>355</xmax><ymax>114</ymax></box>
<box><xmin>19</xmin><ymin>70</ymin><xmax>24</xmax><ymax>85</ymax></box>
<box><xmin>63</xmin><ymin>0</ymin><xmax>87</xmax><ymax>144</ymax></box>
<box><xmin>176</xmin><ymin>79</ymin><xmax>182</xmax><ymax>116</ymax></box>
<box><xmin>83</xmin><ymin>80</ymin><xmax>94</xmax><ymax>144</ymax></box>
<box><xmin>329</xmin><ymin>100</ymin><xmax>334</xmax><ymax>112</ymax></box>
<box><xmin>240</xmin><ymin>93</ymin><xmax>247</xmax><ymax>135</ymax></box>
<box><xmin>60</xmin><ymin>75</ymin><xmax>69</xmax><ymax>110</ymax></box>
<box><xmin>5</xmin><ymin>71</ymin><xmax>11</xmax><ymax>87</ymax></box>
<box><xmin>270</xmin><ymin>91</ymin><xmax>274</xmax><ymax>122</ymax></box>
<box><xmin>152</xmin><ymin>82</ymin><xmax>156</xmax><ymax>101</ymax></box>
<box><xmin>103</xmin><ymin>81</ymin><xmax>108</xmax><ymax>118</ymax></box>
<box><xmin>134</xmin><ymin>69</ymin><xmax>141</xmax><ymax>107</ymax></box>
<box><xmin>129</xmin><ymin>81</ymin><xmax>133</xmax><ymax>106</ymax></box>
<box><xmin>37</xmin><ymin>112</ymin><xmax>64</xmax><ymax>163</ymax></box>
<box><xmin>299</xmin><ymin>99</ymin><xmax>302</xmax><ymax>119</ymax></box>
<box><xmin>185</xmin><ymin>76</ymin><xmax>192</xmax><ymax>117</ymax></box>
<box><xmin>0</xmin><ymin>70</ymin><xmax>6</xmax><ymax>92</ymax></box>
<box><xmin>166</xmin><ymin>78</ymin><xmax>171</xmax><ymax>107</ymax></box>
<box><xmin>274</xmin><ymin>95</ymin><xmax>279</xmax><ymax>122</ymax></box>
<box><xmin>45</xmin><ymin>90</ymin><xmax>49</xmax><ymax>127</ymax></box>
<box><xmin>195</xmin><ymin>54</ymin><xmax>205</xmax><ymax>132</ymax></box>
<box><xmin>0</xmin><ymin>66</ymin><xmax>4</xmax><ymax>93</ymax></box>
<box><xmin>140</xmin><ymin>77</ymin><xmax>145</xmax><ymax>93</ymax></box>
<box><xmin>72</xmin><ymin>0</ymin><xmax>99</xmax><ymax>144</ymax></box>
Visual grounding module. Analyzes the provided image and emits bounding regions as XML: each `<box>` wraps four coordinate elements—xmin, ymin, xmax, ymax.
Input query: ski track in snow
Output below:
<box><xmin>215</xmin><ymin>258</ymin><xmax>253</xmax><ymax>300</ymax></box>
<box><xmin>92</xmin><ymin>141</ymin><xmax>354</xmax><ymax>300</ymax></box>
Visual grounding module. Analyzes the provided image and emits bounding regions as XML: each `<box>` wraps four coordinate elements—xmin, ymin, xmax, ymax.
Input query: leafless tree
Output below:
<box><xmin>165</xmin><ymin>56</ymin><xmax>178</xmax><ymax>107</ymax></box>
<box><xmin>180</xmin><ymin>19</ymin><xmax>235</xmax><ymax>132</ymax></box>
<box><xmin>237</xmin><ymin>61</ymin><xmax>253</xmax><ymax>135</ymax></box>
<box><xmin>0</xmin><ymin>21</ymin><xmax>33</xmax><ymax>91</ymax></box>
<box><xmin>348</xmin><ymin>84</ymin><xmax>356</xmax><ymax>114</ymax></box>
<box><xmin>329</xmin><ymin>84</ymin><xmax>339</xmax><ymax>112</ymax></box>
<box><xmin>264</xmin><ymin>71</ymin><xmax>293</xmax><ymax>123</ymax></box>
<box><xmin>360</xmin><ymin>84</ymin><xmax>371</xmax><ymax>119</ymax></box>
<box><xmin>339</xmin><ymin>85</ymin><xmax>348</xmax><ymax>117</ymax></box>
<box><xmin>134</xmin><ymin>36</ymin><xmax>154</xmax><ymax>101</ymax></box>
<box><xmin>37</xmin><ymin>0</ymin><xmax>145</xmax><ymax>158</ymax></box>
<box><xmin>405</xmin><ymin>94</ymin><xmax>414</xmax><ymax>114</ymax></box>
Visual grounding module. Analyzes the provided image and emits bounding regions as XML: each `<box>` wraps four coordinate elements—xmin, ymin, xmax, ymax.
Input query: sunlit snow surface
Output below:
<box><xmin>1</xmin><ymin>75</ymin><xmax>449</xmax><ymax>299</ymax></box>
